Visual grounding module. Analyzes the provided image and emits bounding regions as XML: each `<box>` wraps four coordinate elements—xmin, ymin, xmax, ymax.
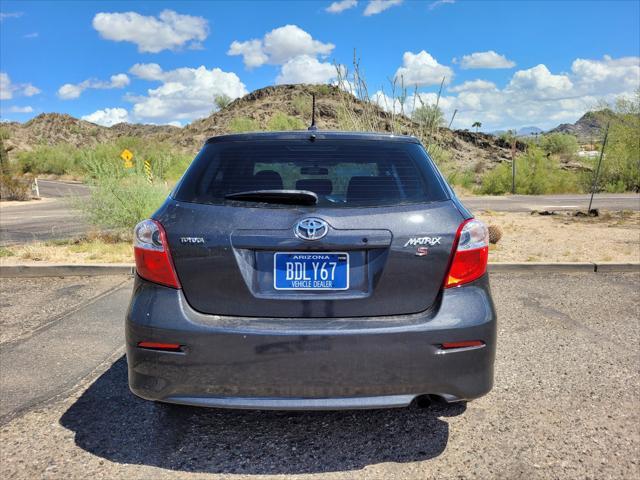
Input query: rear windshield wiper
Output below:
<box><xmin>224</xmin><ymin>189</ymin><xmax>318</xmax><ymax>205</ymax></box>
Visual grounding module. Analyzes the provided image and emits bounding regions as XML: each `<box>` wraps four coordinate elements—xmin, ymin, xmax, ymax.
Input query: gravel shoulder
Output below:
<box><xmin>1</xmin><ymin>272</ymin><xmax>638</xmax><ymax>479</ymax></box>
<box><xmin>477</xmin><ymin>210</ymin><xmax>640</xmax><ymax>263</ymax></box>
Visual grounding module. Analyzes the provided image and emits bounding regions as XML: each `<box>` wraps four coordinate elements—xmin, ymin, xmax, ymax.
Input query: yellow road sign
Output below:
<box><xmin>120</xmin><ymin>149</ymin><xmax>133</xmax><ymax>162</ymax></box>
<box><xmin>121</xmin><ymin>149</ymin><xmax>134</xmax><ymax>168</ymax></box>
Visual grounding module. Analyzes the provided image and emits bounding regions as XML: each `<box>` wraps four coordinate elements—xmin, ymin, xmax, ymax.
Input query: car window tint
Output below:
<box><xmin>174</xmin><ymin>139</ymin><xmax>449</xmax><ymax>207</ymax></box>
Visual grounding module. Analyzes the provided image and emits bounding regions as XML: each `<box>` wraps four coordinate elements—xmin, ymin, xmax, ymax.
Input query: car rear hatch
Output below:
<box><xmin>156</xmin><ymin>134</ymin><xmax>464</xmax><ymax>318</ymax></box>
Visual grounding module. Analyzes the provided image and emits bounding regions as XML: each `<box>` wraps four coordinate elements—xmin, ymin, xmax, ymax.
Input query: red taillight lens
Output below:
<box><xmin>445</xmin><ymin>218</ymin><xmax>489</xmax><ymax>288</ymax></box>
<box><xmin>137</xmin><ymin>341</ymin><xmax>182</xmax><ymax>352</ymax></box>
<box><xmin>133</xmin><ymin>219</ymin><xmax>181</xmax><ymax>289</ymax></box>
<box><xmin>441</xmin><ymin>340</ymin><xmax>485</xmax><ymax>349</ymax></box>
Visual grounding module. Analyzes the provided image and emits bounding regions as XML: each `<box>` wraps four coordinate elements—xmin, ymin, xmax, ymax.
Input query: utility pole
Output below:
<box><xmin>448</xmin><ymin>109</ymin><xmax>458</xmax><ymax>129</ymax></box>
<box><xmin>511</xmin><ymin>130</ymin><xmax>517</xmax><ymax>194</ymax></box>
<box><xmin>587</xmin><ymin>122</ymin><xmax>610</xmax><ymax>213</ymax></box>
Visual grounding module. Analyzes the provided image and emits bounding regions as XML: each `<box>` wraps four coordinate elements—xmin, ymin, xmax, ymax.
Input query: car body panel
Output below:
<box><xmin>126</xmin><ymin>274</ymin><xmax>496</xmax><ymax>408</ymax></box>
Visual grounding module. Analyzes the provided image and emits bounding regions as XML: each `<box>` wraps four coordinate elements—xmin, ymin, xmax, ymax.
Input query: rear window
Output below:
<box><xmin>173</xmin><ymin>139</ymin><xmax>449</xmax><ymax>207</ymax></box>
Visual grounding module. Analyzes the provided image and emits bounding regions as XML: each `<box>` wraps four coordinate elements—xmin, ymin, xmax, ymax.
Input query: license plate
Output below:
<box><xmin>274</xmin><ymin>252</ymin><xmax>349</xmax><ymax>290</ymax></box>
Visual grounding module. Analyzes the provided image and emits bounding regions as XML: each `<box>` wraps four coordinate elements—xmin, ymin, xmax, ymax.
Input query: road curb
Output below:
<box><xmin>594</xmin><ymin>262</ymin><xmax>640</xmax><ymax>272</ymax></box>
<box><xmin>488</xmin><ymin>262</ymin><xmax>598</xmax><ymax>272</ymax></box>
<box><xmin>1</xmin><ymin>262</ymin><xmax>638</xmax><ymax>277</ymax></box>
<box><xmin>0</xmin><ymin>264</ymin><xmax>134</xmax><ymax>278</ymax></box>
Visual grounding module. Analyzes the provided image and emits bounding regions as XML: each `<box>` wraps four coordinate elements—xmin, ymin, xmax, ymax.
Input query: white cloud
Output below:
<box><xmin>0</xmin><ymin>73</ymin><xmax>41</xmax><ymax>100</ymax></box>
<box><xmin>395</xmin><ymin>51</ymin><xmax>453</xmax><ymax>87</ymax></box>
<box><xmin>376</xmin><ymin>55</ymin><xmax>640</xmax><ymax>131</ymax></box>
<box><xmin>82</xmin><ymin>107</ymin><xmax>130</xmax><ymax>127</ymax></box>
<box><xmin>128</xmin><ymin>63</ymin><xmax>247</xmax><ymax>123</ymax></box>
<box><xmin>276</xmin><ymin>55</ymin><xmax>337</xmax><ymax>84</ymax></box>
<box><xmin>364</xmin><ymin>0</ymin><xmax>403</xmax><ymax>16</ymax></box>
<box><xmin>429</xmin><ymin>0</ymin><xmax>455</xmax><ymax>10</ymax></box>
<box><xmin>92</xmin><ymin>10</ymin><xmax>208</xmax><ymax>53</ymax></box>
<box><xmin>228</xmin><ymin>25</ymin><xmax>334</xmax><ymax>69</ymax></box>
<box><xmin>227</xmin><ymin>40</ymin><xmax>269</xmax><ymax>69</ymax></box>
<box><xmin>448</xmin><ymin>79</ymin><xmax>497</xmax><ymax>93</ymax></box>
<box><xmin>5</xmin><ymin>105</ymin><xmax>34</xmax><ymax>113</ymax></box>
<box><xmin>457</xmin><ymin>50</ymin><xmax>516</xmax><ymax>69</ymax></box>
<box><xmin>0</xmin><ymin>12</ymin><xmax>23</xmax><ymax>21</ymax></box>
<box><xmin>23</xmin><ymin>32</ymin><xmax>38</xmax><ymax>39</ymax></box>
<box><xmin>326</xmin><ymin>0</ymin><xmax>358</xmax><ymax>13</ymax></box>
<box><xmin>571</xmin><ymin>55</ymin><xmax>640</xmax><ymax>95</ymax></box>
<box><xmin>128</xmin><ymin>63</ymin><xmax>164</xmax><ymax>81</ymax></box>
<box><xmin>506</xmin><ymin>64</ymin><xmax>573</xmax><ymax>99</ymax></box>
<box><xmin>57</xmin><ymin>74</ymin><xmax>130</xmax><ymax>100</ymax></box>
<box><xmin>372</xmin><ymin>90</ymin><xmax>455</xmax><ymax>118</ymax></box>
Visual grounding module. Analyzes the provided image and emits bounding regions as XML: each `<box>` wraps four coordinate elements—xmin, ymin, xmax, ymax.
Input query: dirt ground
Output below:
<box><xmin>476</xmin><ymin>209</ymin><xmax>640</xmax><ymax>263</ymax></box>
<box><xmin>1</xmin><ymin>210</ymin><xmax>639</xmax><ymax>265</ymax></box>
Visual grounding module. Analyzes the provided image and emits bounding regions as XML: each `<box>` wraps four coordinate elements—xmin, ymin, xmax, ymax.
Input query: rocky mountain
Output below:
<box><xmin>516</xmin><ymin>126</ymin><xmax>544</xmax><ymax>137</ymax></box>
<box><xmin>2</xmin><ymin>84</ymin><xmax>519</xmax><ymax>169</ymax></box>
<box><xmin>549</xmin><ymin>109</ymin><xmax>617</xmax><ymax>142</ymax></box>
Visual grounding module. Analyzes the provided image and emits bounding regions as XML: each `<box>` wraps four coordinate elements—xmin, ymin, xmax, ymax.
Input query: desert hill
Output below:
<box><xmin>2</xmin><ymin>84</ymin><xmax>520</xmax><ymax>169</ymax></box>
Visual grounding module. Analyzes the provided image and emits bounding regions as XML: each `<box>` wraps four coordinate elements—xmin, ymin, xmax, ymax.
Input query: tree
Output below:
<box><xmin>214</xmin><ymin>94</ymin><xmax>232</xmax><ymax>111</ymax></box>
<box><xmin>412</xmin><ymin>104</ymin><xmax>445</xmax><ymax>131</ymax></box>
<box><xmin>472</xmin><ymin>121</ymin><xmax>482</xmax><ymax>133</ymax></box>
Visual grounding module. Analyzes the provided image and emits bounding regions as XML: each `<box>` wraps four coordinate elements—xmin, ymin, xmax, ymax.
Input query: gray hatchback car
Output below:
<box><xmin>126</xmin><ymin>131</ymin><xmax>496</xmax><ymax>410</ymax></box>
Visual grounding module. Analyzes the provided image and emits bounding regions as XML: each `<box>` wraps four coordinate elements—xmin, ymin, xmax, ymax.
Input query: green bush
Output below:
<box><xmin>292</xmin><ymin>95</ymin><xmax>312</xmax><ymax>117</ymax></box>
<box><xmin>412</xmin><ymin>104</ymin><xmax>445</xmax><ymax>130</ymax></box>
<box><xmin>82</xmin><ymin>175</ymin><xmax>170</xmax><ymax>233</ymax></box>
<box><xmin>229</xmin><ymin>117</ymin><xmax>259</xmax><ymax>133</ymax></box>
<box><xmin>18</xmin><ymin>144</ymin><xmax>82</xmax><ymax>176</ymax></box>
<box><xmin>446</xmin><ymin>170</ymin><xmax>475</xmax><ymax>190</ymax></box>
<box><xmin>594</xmin><ymin>93</ymin><xmax>640</xmax><ymax>192</ymax></box>
<box><xmin>267</xmin><ymin>112</ymin><xmax>305</xmax><ymax>131</ymax></box>
<box><xmin>538</xmin><ymin>133</ymin><xmax>579</xmax><ymax>156</ymax></box>
<box><xmin>480</xmin><ymin>147</ymin><xmax>581</xmax><ymax>195</ymax></box>
<box><xmin>214</xmin><ymin>94</ymin><xmax>232</xmax><ymax>110</ymax></box>
<box><xmin>16</xmin><ymin>138</ymin><xmax>192</xmax><ymax>182</ymax></box>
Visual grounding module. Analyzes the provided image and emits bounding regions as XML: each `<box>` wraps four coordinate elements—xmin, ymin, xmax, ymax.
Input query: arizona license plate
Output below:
<box><xmin>274</xmin><ymin>252</ymin><xmax>349</xmax><ymax>290</ymax></box>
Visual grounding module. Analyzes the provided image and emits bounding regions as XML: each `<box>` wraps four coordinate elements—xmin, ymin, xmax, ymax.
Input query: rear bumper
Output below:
<box><xmin>126</xmin><ymin>275</ymin><xmax>497</xmax><ymax>409</ymax></box>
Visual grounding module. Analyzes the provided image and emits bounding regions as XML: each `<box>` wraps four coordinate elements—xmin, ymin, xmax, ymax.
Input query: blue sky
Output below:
<box><xmin>1</xmin><ymin>0</ymin><xmax>639</xmax><ymax>131</ymax></box>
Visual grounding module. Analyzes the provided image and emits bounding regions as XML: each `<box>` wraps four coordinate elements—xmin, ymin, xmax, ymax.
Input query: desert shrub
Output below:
<box><xmin>539</xmin><ymin>133</ymin><xmax>578</xmax><ymax>156</ymax></box>
<box><xmin>0</xmin><ymin>174</ymin><xmax>32</xmax><ymax>200</ymax></box>
<box><xmin>18</xmin><ymin>144</ymin><xmax>82</xmax><ymax>176</ymax></box>
<box><xmin>292</xmin><ymin>95</ymin><xmax>312</xmax><ymax>117</ymax></box>
<box><xmin>17</xmin><ymin>139</ymin><xmax>191</xmax><ymax>182</ymax></box>
<box><xmin>229</xmin><ymin>117</ymin><xmax>259</xmax><ymax>133</ymax></box>
<box><xmin>480</xmin><ymin>147</ymin><xmax>581</xmax><ymax>195</ymax></box>
<box><xmin>82</xmin><ymin>175</ymin><xmax>170</xmax><ymax>233</ymax></box>
<box><xmin>413</xmin><ymin>104</ymin><xmax>445</xmax><ymax>130</ymax></box>
<box><xmin>593</xmin><ymin>93</ymin><xmax>640</xmax><ymax>192</ymax></box>
<box><xmin>314</xmin><ymin>84</ymin><xmax>332</xmax><ymax>96</ymax></box>
<box><xmin>267</xmin><ymin>112</ymin><xmax>305</xmax><ymax>131</ymax></box>
<box><xmin>446</xmin><ymin>169</ymin><xmax>475</xmax><ymax>190</ymax></box>
<box><xmin>214</xmin><ymin>94</ymin><xmax>232</xmax><ymax>110</ymax></box>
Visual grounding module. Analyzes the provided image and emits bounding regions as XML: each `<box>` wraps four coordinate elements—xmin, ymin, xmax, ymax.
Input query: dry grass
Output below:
<box><xmin>477</xmin><ymin>210</ymin><xmax>640</xmax><ymax>263</ymax></box>
<box><xmin>0</xmin><ymin>238</ymin><xmax>132</xmax><ymax>265</ymax></box>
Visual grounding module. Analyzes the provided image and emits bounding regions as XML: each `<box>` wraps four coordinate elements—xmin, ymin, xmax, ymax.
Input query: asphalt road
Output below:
<box><xmin>1</xmin><ymin>180</ymin><xmax>639</xmax><ymax>246</ymax></box>
<box><xmin>0</xmin><ymin>180</ymin><xmax>90</xmax><ymax>246</ymax></box>
<box><xmin>461</xmin><ymin>192</ymin><xmax>640</xmax><ymax>213</ymax></box>
<box><xmin>0</xmin><ymin>272</ymin><xmax>638</xmax><ymax>479</ymax></box>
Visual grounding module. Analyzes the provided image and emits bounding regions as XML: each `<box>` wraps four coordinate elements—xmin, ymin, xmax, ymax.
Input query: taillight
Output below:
<box><xmin>445</xmin><ymin>218</ymin><xmax>489</xmax><ymax>288</ymax></box>
<box><xmin>133</xmin><ymin>219</ymin><xmax>181</xmax><ymax>289</ymax></box>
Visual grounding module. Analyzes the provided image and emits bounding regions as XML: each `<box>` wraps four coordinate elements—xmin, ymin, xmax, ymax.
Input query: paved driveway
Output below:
<box><xmin>0</xmin><ymin>272</ymin><xmax>638</xmax><ymax>479</ymax></box>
